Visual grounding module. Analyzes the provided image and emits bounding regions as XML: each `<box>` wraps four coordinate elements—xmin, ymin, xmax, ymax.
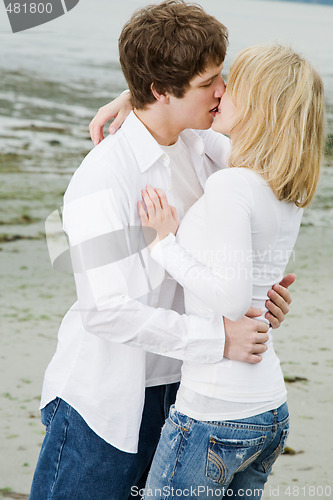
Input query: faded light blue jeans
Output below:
<box><xmin>145</xmin><ymin>402</ymin><xmax>289</xmax><ymax>499</ymax></box>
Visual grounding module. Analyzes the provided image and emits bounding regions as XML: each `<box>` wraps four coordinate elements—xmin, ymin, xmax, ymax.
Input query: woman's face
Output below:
<box><xmin>212</xmin><ymin>90</ymin><xmax>237</xmax><ymax>138</ymax></box>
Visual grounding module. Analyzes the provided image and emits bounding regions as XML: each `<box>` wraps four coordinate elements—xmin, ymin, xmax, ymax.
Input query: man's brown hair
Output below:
<box><xmin>118</xmin><ymin>0</ymin><xmax>228</xmax><ymax>109</ymax></box>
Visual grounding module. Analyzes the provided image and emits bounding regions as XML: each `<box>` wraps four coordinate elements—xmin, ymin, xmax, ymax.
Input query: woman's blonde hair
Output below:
<box><xmin>227</xmin><ymin>44</ymin><xmax>325</xmax><ymax>207</ymax></box>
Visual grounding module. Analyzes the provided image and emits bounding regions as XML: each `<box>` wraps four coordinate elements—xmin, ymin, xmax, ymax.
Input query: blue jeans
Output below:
<box><xmin>145</xmin><ymin>403</ymin><xmax>289</xmax><ymax>499</ymax></box>
<box><xmin>29</xmin><ymin>383</ymin><xmax>179</xmax><ymax>500</ymax></box>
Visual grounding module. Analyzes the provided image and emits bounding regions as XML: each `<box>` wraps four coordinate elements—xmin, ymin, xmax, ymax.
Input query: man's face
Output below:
<box><xmin>168</xmin><ymin>63</ymin><xmax>226</xmax><ymax>131</ymax></box>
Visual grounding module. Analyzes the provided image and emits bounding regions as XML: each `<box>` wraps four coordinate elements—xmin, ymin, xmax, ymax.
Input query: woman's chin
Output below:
<box><xmin>212</xmin><ymin>121</ymin><xmax>224</xmax><ymax>134</ymax></box>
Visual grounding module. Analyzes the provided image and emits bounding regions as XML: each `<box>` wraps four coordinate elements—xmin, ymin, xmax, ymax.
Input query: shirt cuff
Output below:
<box><xmin>150</xmin><ymin>233</ymin><xmax>176</xmax><ymax>266</ymax></box>
<box><xmin>185</xmin><ymin>313</ymin><xmax>225</xmax><ymax>364</ymax></box>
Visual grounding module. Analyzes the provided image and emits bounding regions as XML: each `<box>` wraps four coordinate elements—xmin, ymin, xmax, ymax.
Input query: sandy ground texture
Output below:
<box><xmin>0</xmin><ymin>222</ymin><xmax>332</xmax><ymax>499</ymax></box>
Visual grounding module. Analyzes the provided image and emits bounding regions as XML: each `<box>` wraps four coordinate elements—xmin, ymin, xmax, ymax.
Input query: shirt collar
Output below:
<box><xmin>121</xmin><ymin>111</ymin><xmax>165</xmax><ymax>173</ymax></box>
<box><xmin>121</xmin><ymin>111</ymin><xmax>205</xmax><ymax>172</ymax></box>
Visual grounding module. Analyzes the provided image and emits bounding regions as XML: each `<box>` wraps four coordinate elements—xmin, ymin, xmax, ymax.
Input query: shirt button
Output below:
<box><xmin>162</xmin><ymin>154</ymin><xmax>168</xmax><ymax>163</ymax></box>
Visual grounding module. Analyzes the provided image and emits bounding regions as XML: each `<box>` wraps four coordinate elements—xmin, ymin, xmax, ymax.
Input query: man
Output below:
<box><xmin>30</xmin><ymin>2</ymin><xmax>292</xmax><ymax>498</ymax></box>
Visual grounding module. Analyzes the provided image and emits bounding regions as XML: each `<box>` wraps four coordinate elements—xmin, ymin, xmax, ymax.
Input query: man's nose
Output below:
<box><xmin>214</xmin><ymin>76</ymin><xmax>226</xmax><ymax>99</ymax></box>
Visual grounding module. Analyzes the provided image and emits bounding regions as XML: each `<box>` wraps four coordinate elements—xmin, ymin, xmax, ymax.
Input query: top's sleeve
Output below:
<box><xmin>62</xmin><ymin>170</ymin><xmax>225</xmax><ymax>364</ymax></box>
<box><xmin>151</xmin><ymin>169</ymin><xmax>255</xmax><ymax>321</ymax></box>
<box><xmin>197</xmin><ymin>129</ymin><xmax>231</xmax><ymax>169</ymax></box>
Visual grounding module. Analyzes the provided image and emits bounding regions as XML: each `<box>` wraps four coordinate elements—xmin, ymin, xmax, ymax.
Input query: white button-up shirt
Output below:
<box><xmin>40</xmin><ymin>111</ymin><xmax>231</xmax><ymax>453</ymax></box>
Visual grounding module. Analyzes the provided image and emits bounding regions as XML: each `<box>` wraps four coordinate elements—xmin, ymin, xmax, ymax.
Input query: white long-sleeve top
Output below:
<box><xmin>40</xmin><ymin>112</ymin><xmax>231</xmax><ymax>452</ymax></box>
<box><xmin>151</xmin><ymin>167</ymin><xmax>303</xmax><ymax>419</ymax></box>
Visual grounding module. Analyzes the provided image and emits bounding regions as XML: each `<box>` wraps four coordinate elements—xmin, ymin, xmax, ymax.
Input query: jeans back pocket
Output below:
<box><xmin>206</xmin><ymin>434</ymin><xmax>267</xmax><ymax>485</ymax></box>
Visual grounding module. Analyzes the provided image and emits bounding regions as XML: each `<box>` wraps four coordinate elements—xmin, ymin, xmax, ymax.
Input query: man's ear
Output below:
<box><xmin>151</xmin><ymin>83</ymin><xmax>170</xmax><ymax>103</ymax></box>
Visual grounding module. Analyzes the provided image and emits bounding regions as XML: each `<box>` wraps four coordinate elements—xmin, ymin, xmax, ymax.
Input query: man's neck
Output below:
<box><xmin>134</xmin><ymin>107</ymin><xmax>182</xmax><ymax>146</ymax></box>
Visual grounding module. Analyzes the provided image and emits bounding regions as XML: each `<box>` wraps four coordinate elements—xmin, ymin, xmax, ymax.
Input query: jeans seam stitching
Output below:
<box><xmin>163</xmin><ymin>385</ymin><xmax>168</xmax><ymax>421</ymax></box>
<box><xmin>48</xmin><ymin>398</ymin><xmax>61</xmax><ymax>432</ymax></box>
<box><xmin>164</xmin><ymin>425</ymin><xmax>190</xmax><ymax>498</ymax></box>
<box><xmin>49</xmin><ymin>403</ymin><xmax>71</xmax><ymax>497</ymax></box>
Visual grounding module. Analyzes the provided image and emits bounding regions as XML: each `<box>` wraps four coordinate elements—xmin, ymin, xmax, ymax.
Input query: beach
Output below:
<box><xmin>1</xmin><ymin>0</ymin><xmax>333</xmax><ymax>497</ymax></box>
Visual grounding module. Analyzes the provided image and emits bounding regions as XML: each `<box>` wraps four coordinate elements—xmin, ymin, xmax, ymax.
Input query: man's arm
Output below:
<box><xmin>63</xmin><ymin>184</ymin><xmax>227</xmax><ymax>364</ymax></box>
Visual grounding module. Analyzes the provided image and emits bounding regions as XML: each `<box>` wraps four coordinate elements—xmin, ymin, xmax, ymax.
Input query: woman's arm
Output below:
<box><xmin>139</xmin><ymin>170</ymin><xmax>254</xmax><ymax>321</ymax></box>
<box><xmin>89</xmin><ymin>91</ymin><xmax>132</xmax><ymax>145</ymax></box>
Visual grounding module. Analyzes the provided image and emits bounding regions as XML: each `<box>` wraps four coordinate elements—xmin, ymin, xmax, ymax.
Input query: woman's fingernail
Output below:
<box><xmin>110</xmin><ymin>127</ymin><xmax>116</xmax><ymax>134</ymax></box>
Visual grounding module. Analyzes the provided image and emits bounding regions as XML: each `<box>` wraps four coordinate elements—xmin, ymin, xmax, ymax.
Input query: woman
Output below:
<box><xmin>134</xmin><ymin>45</ymin><xmax>324</xmax><ymax>498</ymax></box>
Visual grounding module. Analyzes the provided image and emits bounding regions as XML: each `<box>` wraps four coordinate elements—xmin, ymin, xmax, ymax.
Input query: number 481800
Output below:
<box><xmin>284</xmin><ymin>485</ymin><xmax>332</xmax><ymax>497</ymax></box>
<box><xmin>6</xmin><ymin>3</ymin><xmax>53</xmax><ymax>14</ymax></box>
